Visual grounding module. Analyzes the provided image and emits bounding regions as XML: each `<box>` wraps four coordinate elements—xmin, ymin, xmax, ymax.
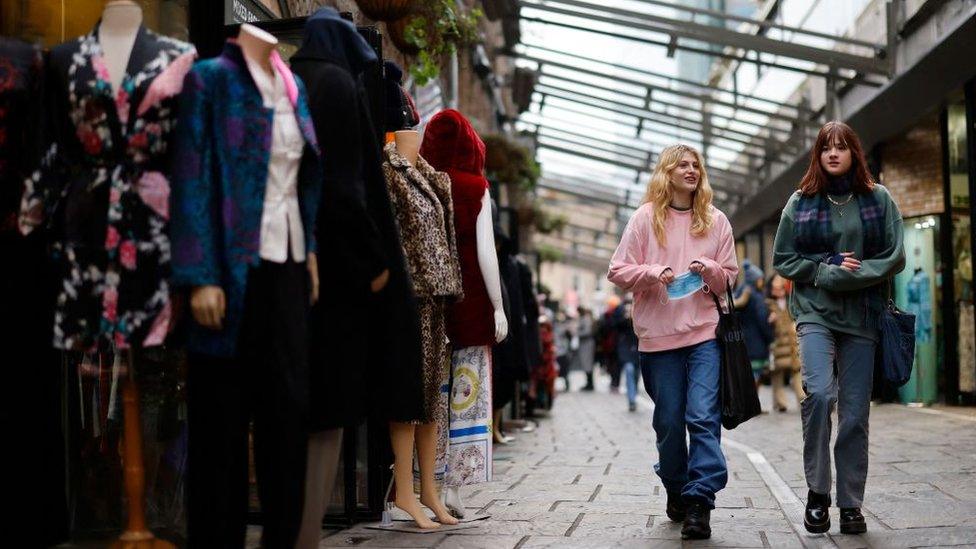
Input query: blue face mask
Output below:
<box><xmin>666</xmin><ymin>271</ymin><xmax>705</xmax><ymax>300</ymax></box>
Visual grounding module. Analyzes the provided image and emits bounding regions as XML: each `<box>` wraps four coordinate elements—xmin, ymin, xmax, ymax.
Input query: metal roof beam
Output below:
<box><xmin>519</xmin><ymin>45</ymin><xmax>820</xmax><ymax>125</ymax></box>
<box><xmin>520</xmin><ymin>0</ymin><xmax>889</xmax><ymax>76</ymax></box>
<box><xmin>518</xmin><ymin>106</ymin><xmax>766</xmax><ymax>162</ymax></box>
<box><xmin>536</xmin><ymin>88</ymin><xmax>797</xmax><ymax>156</ymax></box>
<box><xmin>537</xmin><ymin>182</ymin><xmax>638</xmax><ymax>209</ymax></box>
<box><xmin>529</xmin><ymin>125</ymin><xmax>754</xmax><ymax>188</ymax></box>
<box><xmin>517</xmin><ymin>16</ymin><xmax>884</xmax><ymax>85</ymax></box>
<box><xmin>535</xmin><ymin>71</ymin><xmax>801</xmax><ymax>140</ymax></box>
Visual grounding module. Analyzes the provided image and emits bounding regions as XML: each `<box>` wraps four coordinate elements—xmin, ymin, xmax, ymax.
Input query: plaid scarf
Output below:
<box><xmin>794</xmin><ymin>173</ymin><xmax>885</xmax><ymax>259</ymax></box>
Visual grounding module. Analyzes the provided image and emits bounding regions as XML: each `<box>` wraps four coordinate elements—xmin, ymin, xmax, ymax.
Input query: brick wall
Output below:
<box><xmin>881</xmin><ymin>114</ymin><xmax>945</xmax><ymax>218</ymax></box>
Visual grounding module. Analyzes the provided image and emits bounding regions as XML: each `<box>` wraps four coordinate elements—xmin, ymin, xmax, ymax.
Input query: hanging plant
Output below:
<box><xmin>395</xmin><ymin>0</ymin><xmax>482</xmax><ymax>86</ymax></box>
<box><xmin>386</xmin><ymin>16</ymin><xmax>420</xmax><ymax>55</ymax></box>
<box><xmin>356</xmin><ymin>0</ymin><xmax>416</xmax><ymax>21</ymax></box>
<box><xmin>533</xmin><ymin>207</ymin><xmax>568</xmax><ymax>235</ymax></box>
<box><xmin>537</xmin><ymin>244</ymin><xmax>564</xmax><ymax>265</ymax></box>
<box><xmin>483</xmin><ymin>134</ymin><xmax>540</xmax><ymax>192</ymax></box>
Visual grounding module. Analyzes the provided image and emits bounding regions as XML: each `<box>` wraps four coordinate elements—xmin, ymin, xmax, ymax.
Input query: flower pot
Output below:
<box><xmin>356</xmin><ymin>0</ymin><xmax>416</xmax><ymax>22</ymax></box>
<box><xmin>386</xmin><ymin>16</ymin><xmax>421</xmax><ymax>56</ymax></box>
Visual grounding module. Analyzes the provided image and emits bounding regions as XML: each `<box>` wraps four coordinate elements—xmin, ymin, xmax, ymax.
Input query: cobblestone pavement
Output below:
<box><xmin>307</xmin><ymin>377</ymin><xmax>976</xmax><ymax>549</ymax></box>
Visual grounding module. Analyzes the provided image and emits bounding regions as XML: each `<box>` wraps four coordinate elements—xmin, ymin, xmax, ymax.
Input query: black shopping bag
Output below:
<box><xmin>711</xmin><ymin>283</ymin><xmax>762</xmax><ymax>430</ymax></box>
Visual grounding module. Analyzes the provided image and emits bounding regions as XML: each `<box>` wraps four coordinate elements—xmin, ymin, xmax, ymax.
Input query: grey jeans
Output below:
<box><xmin>797</xmin><ymin>322</ymin><xmax>876</xmax><ymax>508</ymax></box>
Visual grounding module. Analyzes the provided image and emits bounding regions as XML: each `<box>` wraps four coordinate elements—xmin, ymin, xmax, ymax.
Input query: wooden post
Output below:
<box><xmin>111</xmin><ymin>351</ymin><xmax>175</xmax><ymax>549</ymax></box>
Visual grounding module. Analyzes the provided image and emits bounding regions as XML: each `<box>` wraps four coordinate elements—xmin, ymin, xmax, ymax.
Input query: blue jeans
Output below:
<box><xmin>623</xmin><ymin>362</ymin><xmax>639</xmax><ymax>404</ymax></box>
<box><xmin>640</xmin><ymin>340</ymin><xmax>727</xmax><ymax>508</ymax></box>
<box><xmin>796</xmin><ymin>323</ymin><xmax>875</xmax><ymax>507</ymax></box>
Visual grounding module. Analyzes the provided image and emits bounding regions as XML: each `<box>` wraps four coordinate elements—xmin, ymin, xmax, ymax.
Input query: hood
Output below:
<box><xmin>741</xmin><ymin>259</ymin><xmax>764</xmax><ymax>288</ymax></box>
<box><xmin>420</xmin><ymin>109</ymin><xmax>486</xmax><ymax>175</ymax></box>
<box><xmin>292</xmin><ymin>7</ymin><xmax>377</xmax><ymax>75</ymax></box>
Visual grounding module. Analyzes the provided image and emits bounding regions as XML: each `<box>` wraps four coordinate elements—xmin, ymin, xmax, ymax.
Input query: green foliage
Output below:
<box><xmin>537</xmin><ymin>243</ymin><xmax>564</xmax><ymax>264</ymax></box>
<box><xmin>404</xmin><ymin>0</ymin><xmax>483</xmax><ymax>86</ymax></box>
<box><xmin>482</xmin><ymin>134</ymin><xmax>540</xmax><ymax>191</ymax></box>
<box><xmin>533</xmin><ymin>207</ymin><xmax>568</xmax><ymax>235</ymax></box>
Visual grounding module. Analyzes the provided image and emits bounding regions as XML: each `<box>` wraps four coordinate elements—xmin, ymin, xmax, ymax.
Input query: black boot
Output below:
<box><xmin>840</xmin><ymin>508</ymin><xmax>866</xmax><ymax>534</ymax></box>
<box><xmin>804</xmin><ymin>490</ymin><xmax>831</xmax><ymax>533</ymax></box>
<box><xmin>582</xmin><ymin>372</ymin><xmax>595</xmax><ymax>391</ymax></box>
<box><xmin>681</xmin><ymin>501</ymin><xmax>711</xmax><ymax>540</ymax></box>
<box><xmin>665</xmin><ymin>490</ymin><xmax>686</xmax><ymax>522</ymax></box>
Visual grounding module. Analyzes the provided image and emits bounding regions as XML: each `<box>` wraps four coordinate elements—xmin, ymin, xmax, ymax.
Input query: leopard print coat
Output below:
<box><xmin>383</xmin><ymin>141</ymin><xmax>463</xmax><ymax>300</ymax></box>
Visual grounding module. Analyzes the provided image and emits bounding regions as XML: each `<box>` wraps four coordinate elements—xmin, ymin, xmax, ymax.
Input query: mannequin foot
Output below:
<box><xmin>444</xmin><ymin>487</ymin><xmax>466</xmax><ymax>519</ymax></box>
<box><xmin>420</xmin><ymin>490</ymin><xmax>460</xmax><ymax>525</ymax></box>
<box><xmin>394</xmin><ymin>495</ymin><xmax>439</xmax><ymax>529</ymax></box>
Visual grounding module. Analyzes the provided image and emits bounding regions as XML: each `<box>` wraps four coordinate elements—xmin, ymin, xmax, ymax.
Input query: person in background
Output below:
<box><xmin>765</xmin><ymin>274</ymin><xmax>805</xmax><ymax>412</ymax></box>
<box><xmin>734</xmin><ymin>260</ymin><xmax>774</xmax><ymax>393</ymax></box>
<box><xmin>554</xmin><ymin>309</ymin><xmax>571</xmax><ymax>391</ymax></box>
<box><xmin>598</xmin><ymin>297</ymin><xmax>623</xmax><ymax>392</ymax></box>
<box><xmin>607</xmin><ymin>143</ymin><xmax>738</xmax><ymax>540</ymax></box>
<box><xmin>614</xmin><ymin>298</ymin><xmax>640</xmax><ymax>412</ymax></box>
<box><xmin>577</xmin><ymin>307</ymin><xmax>597</xmax><ymax>391</ymax></box>
<box><xmin>773</xmin><ymin>121</ymin><xmax>905</xmax><ymax>536</ymax></box>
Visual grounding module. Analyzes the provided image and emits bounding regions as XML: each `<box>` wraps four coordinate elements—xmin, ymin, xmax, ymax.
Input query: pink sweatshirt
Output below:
<box><xmin>607</xmin><ymin>204</ymin><xmax>738</xmax><ymax>353</ymax></box>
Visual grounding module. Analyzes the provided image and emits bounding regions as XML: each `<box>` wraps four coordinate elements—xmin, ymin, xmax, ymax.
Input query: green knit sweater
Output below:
<box><xmin>772</xmin><ymin>185</ymin><xmax>906</xmax><ymax>341</ymax></box>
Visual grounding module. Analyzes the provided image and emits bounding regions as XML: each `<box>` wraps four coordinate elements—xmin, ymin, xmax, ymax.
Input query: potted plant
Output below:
<box><xmin>356</xmin><ymin>0</ymin><xmax>416</xmax><ymax>21</ymax></box>
<box><xmin>387</xmin><ymin>0</ymin><xmax>482</xmax><ymax>86</ymax></box>
<box><xmin>482</xmin><ymin>134</ymin><xmax>540</xmax><ymax>192</ymax></box>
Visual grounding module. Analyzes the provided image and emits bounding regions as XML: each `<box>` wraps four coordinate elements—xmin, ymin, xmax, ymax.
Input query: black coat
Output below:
<box><xmin>291</xmin><ymin>10</ymin><xmax>426</xmax><ymax>427</ymax></box>
<box><xmin>516</xmin><ymin>259</ymin><xmax>541</xmax><ymax>370</ymax></box>
<box><xmin>492</xmin><ymin>250</ymin><xmax>530</xmax><ymax>409</ymax></box>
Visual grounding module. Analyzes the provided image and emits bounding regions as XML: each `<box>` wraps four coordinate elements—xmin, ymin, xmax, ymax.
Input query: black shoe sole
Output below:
<box><xmin>666</xmin><ymin>511</ymin><xmax>686</xmax><ymax>522</ymax></box>
<box><xmin>840</xmin><ymin>522</ymin><xmax>866</xmax><ymax>535</ymax></box>
<box><xmin>681</xmin><ymin>527</ymin><xmax>711</xmax><ymax>540</ymax></box>
<box><xmin>804</xmin><ymin>518</ymin><xmax>831</xmax><ymax>534</ymax></box>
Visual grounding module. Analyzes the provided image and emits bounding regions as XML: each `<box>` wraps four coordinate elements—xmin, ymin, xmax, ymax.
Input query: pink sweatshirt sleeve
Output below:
<box><xmin>697</xmin><ymin>212</ymin><xmax>738</xmax><ymax>293</ymax></box>
<box><xmin>608</xmin><ymin>209</ymin><xmax>670</xmax><ymax>293</ymax></box>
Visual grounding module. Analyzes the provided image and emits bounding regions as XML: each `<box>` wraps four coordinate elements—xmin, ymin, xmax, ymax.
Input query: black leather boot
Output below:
<box><xmin>665</xmin><ymin>490</ymin><xmax>686</xmax><ymax>522</ymax></box>
<box><xmin>840</xmin><ymin>507</ymin><xmax>866</xmax><ymax>534</ymax></box>
<box><xmin>681</xmin><ymin>501</ymin><xmax>711</xmax><ymax>540</ymax></box>
<box><xmin>804</xmin><ymin>490</ymin><xmax>831</xmax><ymax>533</ymax></box>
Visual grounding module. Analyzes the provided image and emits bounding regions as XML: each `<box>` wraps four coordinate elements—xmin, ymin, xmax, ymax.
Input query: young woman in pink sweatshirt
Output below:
<box><xmin>607</xmin><ymin>144</ymin><xmax>738</xmax><ymax>540</ymax></box>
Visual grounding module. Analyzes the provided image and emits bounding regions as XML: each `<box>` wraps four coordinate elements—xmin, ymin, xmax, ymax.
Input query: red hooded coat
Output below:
<box><xmin>420</xmin><ymin>109</ymin><xmax>495</xmax><ymax>347</ymax></box>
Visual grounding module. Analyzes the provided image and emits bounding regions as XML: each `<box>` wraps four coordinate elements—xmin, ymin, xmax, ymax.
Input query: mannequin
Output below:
<box><xmin>289</xmin><ymin>11</ymin><xmax>395</xmax><ymax>547</ymax></box>
<box><xmin>100</xmin><ymin>1</ymin><xmax>142</xmax><ymax>92</ymax></box>
<box><xmin>419</xmin><ymin>109</ymin><xmax>507</xmax><ymax>519</ymax></box>
<box><xmin>387</xmin><ymin>128</ymin><xmax>459</xmax><ymax>529</ymax></box>
<box><xmin>171</xmin><ymin>22</ymin><xmax>321</xmax><ymax>548</ymax></box>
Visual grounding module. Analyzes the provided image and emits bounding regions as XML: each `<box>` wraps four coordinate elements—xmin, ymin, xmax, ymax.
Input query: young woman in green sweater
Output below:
<box><xmin>773</xmin><ymin>121</ymin><xmax>905</xmax><ymax>536</ymax></box>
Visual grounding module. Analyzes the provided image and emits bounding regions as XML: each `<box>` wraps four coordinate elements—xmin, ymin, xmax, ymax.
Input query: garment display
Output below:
<box><xmin>170</xmin><ymin>37</ymin><xmax>320</xmax><ymax>549</ymax></box>
<box><xmin>1</xmin><ymin>38</ymin><xmax>44</xmax><ymax>232</ymax></box>
<box><xmin>494</xmin><ymin>239</ymin><xmax>530</xmax><ymax>409</ymax></box>
<box><xmin>905</xmin><ymin>270</ymin><xmax>932</xmax><ymax>342</ymax></box>
<box><xmin>960</xmin><ymin>302</ymin><xmax>975</xmax><ymax>393</ymax></box>
<box><xmin>518</xmin><ymin>259</ymin><xmax>542</xmax><ymax>370</ymax></box>
<box><xmin>19</xmin><ymin>24</ymin><xmax>195</xmax><ymax>350</ymax></box>
<box><xmin>446</xmin><ymin>345</ymin><xmax>493</xmax><ymax>486</ymax></box>
<box><xmin>290</xmin><ymin>8</ymin><xmax>397</xmax><ymax>430</ymax></box>
<box><xmin>382</xmin><ymin>140</ymin><xmax>462</xmax><ymax>421</ymax></box>
<box><xmin>170</xmin><ymin>40</ymin><xmax>320</xmax><ymax>358</ymax></box>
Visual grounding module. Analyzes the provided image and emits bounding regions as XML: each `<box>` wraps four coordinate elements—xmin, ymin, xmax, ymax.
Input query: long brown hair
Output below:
<box><xmin>798</xmin><ymin>121</ymin><xmax>875</xmax><ymax>196</ymax></box>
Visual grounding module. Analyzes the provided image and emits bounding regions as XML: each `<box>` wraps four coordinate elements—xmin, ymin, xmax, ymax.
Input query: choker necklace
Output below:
<box><xmin>827</xmin><ymin>193</ymin><xmax>854</xmax><ymax>215</ymax></box>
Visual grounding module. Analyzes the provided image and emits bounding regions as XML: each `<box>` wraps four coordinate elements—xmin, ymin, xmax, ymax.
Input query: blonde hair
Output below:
<box><xmin>641</xmin><ymin>144</ymin><xmax>714</xmax><ymax>246</ymax></box>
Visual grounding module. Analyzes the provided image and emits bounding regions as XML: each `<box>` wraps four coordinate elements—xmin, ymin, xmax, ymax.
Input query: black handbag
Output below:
<box><xmin>876</xmin><ymin>282</ymin><xmax>916</xmax><ymax>387</ymax></box>
<box><xmin>711</xmin><ymin>283</ymin><xmax>763</xmax><ymax>430</ymax></box>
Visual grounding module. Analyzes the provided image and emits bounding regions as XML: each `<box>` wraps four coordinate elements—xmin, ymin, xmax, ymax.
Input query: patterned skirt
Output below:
<box><xmin>444</xmin><ymin>345</ymin><xmax>493</xmax><ymax>487</ymax></box>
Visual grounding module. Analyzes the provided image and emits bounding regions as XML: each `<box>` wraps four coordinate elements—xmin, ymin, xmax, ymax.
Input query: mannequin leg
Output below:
<box><xmin>389</xmin><ymin>422</ymin><xmax>438</xmax><ymax>529</ymax></box>
<box><xmin>444</xmin><ymin>486</ymin><xmax>465</xmax><ymax>519</ymax></box>
<box><xmin>296</xmin><ymin>428</ymin><xmax>344</xmax><ymax>549</ymax></box>
<box><xmin>417</xmin><ymin>422</ymin><xmax>459</xmax><ymax>525</ymax></box>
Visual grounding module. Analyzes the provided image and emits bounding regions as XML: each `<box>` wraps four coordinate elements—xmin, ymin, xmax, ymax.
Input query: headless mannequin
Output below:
<box><xmin>190</xmin><ymin>24</ymin><xmax>319</xmax><ymax>330</ymax></box>
<box><xmin>443</xmin><ymin>189</ymin><xmax>508</xmax><ymax>518</ymax></box>
<box><xmin>388</xmin><ymin>129</ymin><xmax>459</xmax><ymax>529</ymax></box>
<box><xmin>100</xmin><ymin>1</ymin><xmax>142</xmax><ymax>92</ymax></box>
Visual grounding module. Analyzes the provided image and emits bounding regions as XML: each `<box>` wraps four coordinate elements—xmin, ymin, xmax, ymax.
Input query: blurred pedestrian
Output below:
<box><xmin>734</xmin><ymin>260</ymin><xmax>774</xmax><ymax>392</ymax></box>
<box><xmin>577</xmin><ymin>307</ymin><xmax>596</xmax><ymax>391</ymax></box>
<box><xmin>614</xmin><ymin>298</ymin><xmax>640</xmax><ymax>412</ymax></box>
<box><xmin>765</xmin><ymin>274</ymin><xmax>804</xmax><ymax>412</ymax></box>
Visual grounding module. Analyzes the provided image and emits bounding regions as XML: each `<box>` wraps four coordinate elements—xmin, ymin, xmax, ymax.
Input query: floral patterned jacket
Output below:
<box><xmin>170</xmin><ymin>41</ymin><xmax>321</xmax><ymax>358</ymax></box>
<box><xmin>19</xmin><ymin>24</ymin><xmax>195</xmax><ymax>351</ymax></box>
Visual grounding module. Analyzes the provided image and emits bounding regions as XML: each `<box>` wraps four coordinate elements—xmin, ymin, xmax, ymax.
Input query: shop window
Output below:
<box><xmin>948</xmin><ymin>93</ymin><xmax>975</xmax><ymax>395</ymax></box>
<box><xmin>896</xmin><ymin>216</ymin><xmax>941</xmax><ymax>404</ymax></box>
<box><xmin>1</xmin><ymin>1</ymin><xmax>190</xmax><ymax>46</ymax></box>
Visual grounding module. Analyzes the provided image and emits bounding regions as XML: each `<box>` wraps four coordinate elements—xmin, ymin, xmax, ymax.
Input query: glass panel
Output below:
<box><xmin>895</xmin><ymin>216</ymin><xmax>941</xmax><ymax>404</ymax></box>
<box><xmin>0</xmin><ymin>0</ymin><xmax>189</xmax><ymax>46</ymax></box>
<box><xmin>948</xmin><ymin>95</ymin><xmax>976</xmax><ymax>394</ymax></box>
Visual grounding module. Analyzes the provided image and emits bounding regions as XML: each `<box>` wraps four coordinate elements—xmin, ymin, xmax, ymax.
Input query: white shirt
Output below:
<box><xmin>246</xmin><ymin>57</ymin><xmax>306</xmax><ymax>263</ymax></box>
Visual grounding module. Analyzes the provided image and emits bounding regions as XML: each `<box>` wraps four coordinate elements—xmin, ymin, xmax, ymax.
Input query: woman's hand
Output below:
<box><xmin>837</xmin><ymin>252</ymin><xmax>861</xmax><ymax>272</ymax></box>
<box><xmin>307</xmin><ymin>253</ymin><xmax>320</xmax><ymax>305</ymax></box>
<box><xmin>190</xmin><ymin>285</ymin><xmax>226</xmax><ymax>330</ymax></box>
<box><xmin>371</xmin><ymin>269</ymin><xmax>390</xmax><ymax>293</ymax></box>
<box><xmin>660</xmin><ymin>267</ymin><xmax>676</xmax><ymax>285</ymax></box>
<box><xmin>689</xmin><ymin>261</ymin><xmax>705</xmax><ymax>275</ymax></box>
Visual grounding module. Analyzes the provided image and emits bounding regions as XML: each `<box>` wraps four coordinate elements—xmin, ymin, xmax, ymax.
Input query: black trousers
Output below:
<box><xmin>187</xmin><ymin>259</ymin><xmax>309</xmax><ymax>549</ymax></box>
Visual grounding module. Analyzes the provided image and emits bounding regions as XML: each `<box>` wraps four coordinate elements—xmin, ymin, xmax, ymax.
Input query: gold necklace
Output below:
<box><xmin>827</xmin><ymin>193</ymin><xmax>854</xmax><ymax>216</ymax></box>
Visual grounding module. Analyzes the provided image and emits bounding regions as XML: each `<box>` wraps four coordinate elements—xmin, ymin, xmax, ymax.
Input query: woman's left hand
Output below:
<box><xmin>689</xmin><ymin>261</ymin><xmax>705</xmax><ymax>274</ymax></box>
